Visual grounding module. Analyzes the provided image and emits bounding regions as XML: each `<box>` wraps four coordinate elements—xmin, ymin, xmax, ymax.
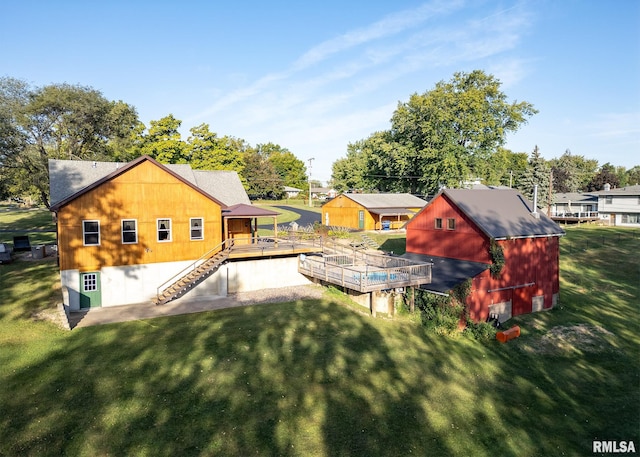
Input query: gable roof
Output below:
<box><xmin>341</xmin><ymin>193</ymin><xmax>427</xmax><ymax>209</ymax></box>
<box><xmin>553</xmin><ymin>192</ymin><xmax>597</xmax><ymax>204</ymax></box>
<box><xmin>411</xmin><ymin>188</ymin><xmax>565</xmax><ymax>240</ymax></box>
<box><xmin>222</xmin><ymin>203</ymin><xmax>280</xmax><ymax>218</ymax></box>
<box><xmin>594</xmin><ymin>184</ymin><xmax>640</xmax><ymax>196</ymax></box>
<box><xmin>49</xmin><ymin>156</ymin><xmax>250</xmax><ymax>209</ymax></box>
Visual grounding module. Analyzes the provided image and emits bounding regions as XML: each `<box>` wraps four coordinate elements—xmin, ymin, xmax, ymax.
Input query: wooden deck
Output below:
<box><xmin>227</xmin><ymin>236</ymin><xmax>324</xmax><ymax>259</ymax></box>
<box><xmin>551</xmin><ymin>212</ymin><xmax>600</xmax><ymax>224</ymax></box>
<box><xmin>298</xmin><ymin>251</ymin><xmax>432</xmax><ymax>293</ymax></box>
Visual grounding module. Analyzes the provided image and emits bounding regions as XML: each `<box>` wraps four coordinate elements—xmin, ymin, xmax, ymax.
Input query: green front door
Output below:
<box><xmin>358</xmin><ymin>210</ymin><xmax>365</xmax><ymax>229</ymax></box>
<box><xmin>80</xmin><ymin>272</ymin><xmax>101</xmax><ymax>308</ymax></box>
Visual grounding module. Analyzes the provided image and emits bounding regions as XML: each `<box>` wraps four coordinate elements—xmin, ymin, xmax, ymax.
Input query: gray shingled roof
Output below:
<box><xmin>434</xmin><ymin>188</ymin><xmax>565</xmax><ymax>239</ymax></box>
<box><xmin>343</xmin><ymin>193</ymin><xmax>427</xmax><ymax>209</ymax></box>
<box><xmin>594</xmin><ymin>184</ymin><xmax>640</xmax><ymax>196</ymax></box>
<box><xmin>553</xmin><ymin>192</ymin><xmax>597</xmax><ymax>204</ymax></box>
<box><xmin>48</xmin><ymin>158</ymin><xmax>250</xmax><ymax>207</ymax></box>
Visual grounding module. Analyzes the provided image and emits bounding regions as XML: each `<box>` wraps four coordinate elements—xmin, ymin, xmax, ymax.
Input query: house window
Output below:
<box><xmin>157</xmin><ymin>219</ymin><xmax>172</xmax><ymax>242</ymax></box>
<box><xmin>121</xmin><ymin>219</ymin><xmax>137</xmax><ymax>244</ymax></box>
<box><xmin>83</xmin><ymin>273</ymin><xmax>98</xmax><ymax>292</ymax></box>
<box><xmin>447</xmin><ymin>218</ymin><xmax>456</xmax><ymax>230</ymax></box>
<box><xmin>621</xmin><ymin>214</ymin><xmax>640</xmax><ymax>224</ymax></box>
<box><xmin>190</xmin><ymin>218</ymin><xmax>203</xmax><ymax>240</ymax></box>
<box><xmin>435</xmin><ymin>218</ymin><xmax>443</xmax><ymax>229</ymax></box>
<box><xmin>83</xmin><ymin>220</ymin><xmax>100</xmax><ymax>246</ymax></box>
<box><xmin>605</xmin><ymin>196</ymin><xmax>612</xmax><ymax>204</ymax></box>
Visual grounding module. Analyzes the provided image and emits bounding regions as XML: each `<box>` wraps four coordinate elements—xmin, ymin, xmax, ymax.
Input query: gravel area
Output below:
<box><xmin>232</xmin><ymin>284</ymin><xmax>325</xmax><ymax>305</ymax></box>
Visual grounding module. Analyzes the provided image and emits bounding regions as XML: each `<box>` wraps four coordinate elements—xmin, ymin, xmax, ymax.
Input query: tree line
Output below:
<box><xmin>329</xmin><ymin>70</ymin><xmax>640</xmax><ymax>204</ymax></box>
<box><xmin>0</xmin><ymin>77</ymin><xmax>307</xmax><ymax>207</ymax></box>
<box><xmin>2</xmin><ymin>72</ymin><xmax>638</xmax><ymax>209</ymax></box>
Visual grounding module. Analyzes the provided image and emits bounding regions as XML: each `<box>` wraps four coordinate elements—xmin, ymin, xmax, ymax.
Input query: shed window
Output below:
<box><xmin>83</xmin><ymin>220</ymin><xmax>100</xmax><ymax>246</ymax></box>
<box><xmin>190</xmin><ymin>218</ymin><xmax>203</xmax><ymax>240</ymax></box>
<box><xmin>157</xmin><ymin>219</ymin><xmax>172</xmax><ymax>242</ymax></box>
<box><xmin>121</xmin><ymin>219</ymin><xmax>138</xmax><ymax>244</ymax></box>
<box><xmin>435</xmin><ymin>218</ymin><xmax>443</xmax><ymax>229</ymax></box>
<box><xmin>447</xmin><ymin>218</ymin><xmax>456</xmax><ymax>230</ymax></box>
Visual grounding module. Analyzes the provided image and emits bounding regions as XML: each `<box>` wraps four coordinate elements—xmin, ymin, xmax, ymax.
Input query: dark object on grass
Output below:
<box><xmin>0</xmin><ymin>243</ymin><xmax>13</xmax><ymax>264</ymax></box>
<box><xmin>13</xmin><ymin>235</ymin><xmax>31</xmax><ymax>251</ymax></box>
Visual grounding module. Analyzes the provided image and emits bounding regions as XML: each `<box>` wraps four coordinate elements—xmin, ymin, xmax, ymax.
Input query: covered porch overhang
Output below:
<box><xmin>369</xmin><ymin>208</ymin><xmax>417</xmax><ymax>230</ymax></box>
<box><xmin>222</xmin><ymin>203</ymin><xmax>280</xmax><ymax>245</ymax></box>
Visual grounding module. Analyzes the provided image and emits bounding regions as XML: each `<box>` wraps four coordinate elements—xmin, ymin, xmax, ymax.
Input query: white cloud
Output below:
<box><xmin>186</xmin><ymin>0</ymin><xmax>537</xmax><ymax>181</ymax></box>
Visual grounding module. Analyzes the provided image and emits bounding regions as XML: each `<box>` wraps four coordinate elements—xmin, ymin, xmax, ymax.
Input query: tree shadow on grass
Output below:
<box><xmin>1</xmin><ymin>296</ymin><xmax>638</xmax><ymax>456</ymax></box>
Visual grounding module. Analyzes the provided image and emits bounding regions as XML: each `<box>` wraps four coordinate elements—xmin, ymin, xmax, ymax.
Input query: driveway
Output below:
<box><xmin>259</xmin><ymin>205</ymin><xmax>321</xmax><ymax>229</ymax></box>
<box><xmin>273</xmin><ymin>205</ymin><xmax>321</xmax><ymax>227</ymax></box>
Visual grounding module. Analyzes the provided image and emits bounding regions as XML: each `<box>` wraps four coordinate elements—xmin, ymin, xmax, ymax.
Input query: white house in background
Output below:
<box><xmin>311</xmin><ymin>187</ymin><xmax>337</xmax><ymax>201</ymax></box>
<box><xmin>596</xmin><ymin>184</ymin><xmax>640</xmax><ymax>227</ymax></box>
<box><xmin>283</xmin><ymin>186</ymin><xmax>302</xmax><ymax>198</ymax></box>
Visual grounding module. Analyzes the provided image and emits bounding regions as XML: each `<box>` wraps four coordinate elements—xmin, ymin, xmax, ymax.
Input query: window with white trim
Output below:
<box><xmin>83</xmin><ymin>220</ymin><xmax>100</xmax><ymax>246</ymax></box>
<box><xmin>121</xmin><ymin>219</ymin><xmax>138</xmax><ymax>244</ymax></box>
<box><xmin>157</xmin><ymin>218</ymin><xmax>172</xmax><ymax>242</ymax></box>
<box><xmin>190</xmin><ymin>218</ymin><xmax>203</xmax><ymax>240</ymax></box>
<box><xmin>447</xmin><ymin>218</ymin><xmax>456</xmax><ymax>230</ymax></box>
<box><xmin>435</xmin><ymin>218</ymin><xmax>443</xmax><ymax>229</ymax></box>
<box><xmin>83</xmin><ymin>273</ymin><xmax>98</xmax><ymax>292</ymax></box>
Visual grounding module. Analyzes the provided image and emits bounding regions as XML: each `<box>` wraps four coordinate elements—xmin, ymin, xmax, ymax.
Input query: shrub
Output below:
<box><xmin>464</xmin><ymin>320</ymin><xmax>498</xmax><ymax>341</ymax></box>
<box><xmin>415</xmin><ymin>290</ymin><xmax>463</xmax><ymax>337</ymax></box>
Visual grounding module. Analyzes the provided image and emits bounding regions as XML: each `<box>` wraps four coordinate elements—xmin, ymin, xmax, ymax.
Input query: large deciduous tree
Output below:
<box><xmin>187</xmin><ymin>123</ymin><xmax>246</xmax><ymax>175</ymax></box>
<box><xmin>140</xmin><ymin>114</ymin><xmax>188</xmax><ymax>164</ymax></box>
<box><xmin>0</xmin><ymin>77</ymin><xmax>140</xmax><ymax>206</ymax></box>
<box><xmin>241</xmin><ymin>149</ymin><xmax>284</xmax><ymax>199</ymax></box>
<box><xmin>586</xmin><ymin>163</ymin><xmax>620</xmax><ymax>191</ymax></box>
<box><xmin>256</xmin><ymin>143</ymin><xmax>308</xmax><ymax>189</ymax></box>
<box><xmin>374</xmin><ymin>70</ymin><xmax>537</xmax><ymax>194</ymax></box>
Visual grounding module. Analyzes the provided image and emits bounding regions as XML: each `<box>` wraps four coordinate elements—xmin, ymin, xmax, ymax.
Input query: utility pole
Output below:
<box><xmin>308</xmin><ymin>157</ymin><xmax>314</xmax><ymax>208</ymax></box>
<box><xmin>547</xmin><ymin>168</ymin><xmax>553</xmax><ymax>216</ymax></box>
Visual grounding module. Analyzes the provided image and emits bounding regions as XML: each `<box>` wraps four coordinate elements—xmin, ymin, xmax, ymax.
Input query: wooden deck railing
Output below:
<box><xmin>299</xmin><ymin>252</ymin><xmax>432</xmax><ymax>293</ymax></box>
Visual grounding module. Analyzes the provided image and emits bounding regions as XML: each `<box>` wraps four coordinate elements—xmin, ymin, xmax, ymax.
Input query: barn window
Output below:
<box><xmin>447</xmin><ymin>218</ymin><xmax>456</xmax><ymax>230</ymax></box>
<box><xmin>190</xmin><ymin>218</ymin><xmax>204</xmax><ymax>240</ymax></box>
<box><xmin>121</xmin><ymin>219</ymin><xmax>138</xmax><ymax>244</ymax></box>
<box><xmin>434</xmin><ymin>218</ymin><xmax>443</xmax><ymax>229</ymax></box>
<box><xmin>157</xmin><ymin>219</ymin><xmax>172</xmax><ymax>242</ymax></box>
<box><xmin>82</xmin><ymin>220</ymin><xmax>100</xmax><ymax>246</ymax></box>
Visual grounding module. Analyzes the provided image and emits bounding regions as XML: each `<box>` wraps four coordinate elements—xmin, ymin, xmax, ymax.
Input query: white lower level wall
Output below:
<box><xmin>61</xmin><ymin>256</ymin><xmax>312</xmax><ymax>311</ymax></box>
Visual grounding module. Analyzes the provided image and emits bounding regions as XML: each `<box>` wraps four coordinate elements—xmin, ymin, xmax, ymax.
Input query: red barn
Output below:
<box><xmin>404</xmin><ymin>189</ymin><xmax>565</xmax><ymax>323</ymax></box>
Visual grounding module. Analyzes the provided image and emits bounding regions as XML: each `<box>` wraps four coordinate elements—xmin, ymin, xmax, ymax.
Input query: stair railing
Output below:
<box><xmin>156</xmin><ymin>239</ymin><xmax>234</xmax><ymax>302</ymax></box>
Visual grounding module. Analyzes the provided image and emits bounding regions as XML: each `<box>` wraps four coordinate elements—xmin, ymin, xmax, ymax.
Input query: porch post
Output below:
<box><xmin>273</xmin><ymin>216</ymin><xmax>278</xmax><ymax>247</ymax></box>
<box><xmin>223</xmin><ymin>217</ymin><xmax>229</xmax><ymax>247</ymax></box>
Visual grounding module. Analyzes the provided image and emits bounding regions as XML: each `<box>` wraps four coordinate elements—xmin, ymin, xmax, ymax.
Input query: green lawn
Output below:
<box><xmin>0</xmin><ymin>220</ymin><xmax>638</xmax><ymax>456</ymax></box>
<box><xmin>0</xmin><ymin>204</ymin><xmax>56</xmax><ymax>245</ymax></box>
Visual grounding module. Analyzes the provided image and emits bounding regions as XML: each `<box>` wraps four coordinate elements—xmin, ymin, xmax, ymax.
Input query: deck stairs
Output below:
<box><xmin>153</xmin><ymin>246</ymin><xmax>231</xmax><ymax>305</ymax></box>
<box><xmin>361</xmin><ymin>234</ymin><xmax>380</xmax><ymax>250</ymax></box>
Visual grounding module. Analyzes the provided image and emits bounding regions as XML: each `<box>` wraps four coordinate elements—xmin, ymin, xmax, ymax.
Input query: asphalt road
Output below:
<box><xmin>257</xmin><ymin>205</ymin><xmax>321</xmax><ymax>229</ymax></box>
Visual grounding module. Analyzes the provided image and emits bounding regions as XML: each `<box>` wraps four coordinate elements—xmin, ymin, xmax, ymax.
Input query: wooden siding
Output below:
<box><xmin>406</xmin><ymin>194</ymin><xmax>490</xmax><ymax>262</ymax></box>
<box><xmin>468</xmin><ymin>237</ymin><xmax>560</xmax><ymax>321</ymax></box>
<box><xmin>56</xmin><ymin>160</ymin><xmax>223</xmax><ymax>271</ymax></box>
<box><xmin>407</xmin><ymin>193</ymin><xmax>561</xmax><ymax>322</ymax></box>
<box><xmin>322</xmin><ymin>195</ymin><xmax>376</xmax><ymax>230</ymax></box>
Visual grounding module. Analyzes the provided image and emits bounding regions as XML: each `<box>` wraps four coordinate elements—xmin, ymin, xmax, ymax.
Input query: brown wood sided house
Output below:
<box><xmin>404</xmin><ymin>188</ymin><xmax>565</xmax><ymax>323</ymax></box>
<box><xmin>321</xmin><ymin>193</ymin><xmax>427</xmax><ymax>230</ymax></box>
<box><xmin>49</xmin><ymin>155</ymin><xmax>279</xmax><ymax>310</ymax></box>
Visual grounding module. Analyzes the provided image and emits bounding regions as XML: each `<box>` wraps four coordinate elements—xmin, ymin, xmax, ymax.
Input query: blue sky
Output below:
<box><xmin>2</xmin><ymin>0</ymin><xmax>639</xmax><ymax>184</ymax></box>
